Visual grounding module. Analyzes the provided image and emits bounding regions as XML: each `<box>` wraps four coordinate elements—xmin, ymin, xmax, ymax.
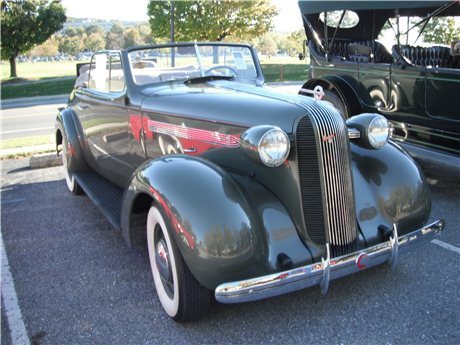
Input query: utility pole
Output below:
<box><xmin>170</xmin><ymin>0</ymin><xmax>175</xmax><ymax>43</ymax></box>
<box><xmin>170</xmin><ymin>0</ymin><xmax>175</xmax><ymax>67</ymax></box>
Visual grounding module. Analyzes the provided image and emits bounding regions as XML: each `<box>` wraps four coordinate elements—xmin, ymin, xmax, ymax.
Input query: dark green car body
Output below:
<box><xmin>56</xmin><ymin>42</ymin><xmax>443</xmax><ymax>316</ymax></box>
<box><xmin>298</xmin><ymin>0</ymin><xmax>460</xmax><ymax>168</ymax></box>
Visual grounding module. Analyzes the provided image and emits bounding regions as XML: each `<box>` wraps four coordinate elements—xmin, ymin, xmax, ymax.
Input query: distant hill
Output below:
<box><xmin>63</xmin><ymin>17</ymin><xmax>147</xmax><ymax>32</ymax></box>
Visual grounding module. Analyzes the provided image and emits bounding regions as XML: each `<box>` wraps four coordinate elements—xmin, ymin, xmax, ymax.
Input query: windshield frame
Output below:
<box><xmin>125</xmin><ymin>42</ymin><xmax>265</xmax><ymax>87</ymax></box>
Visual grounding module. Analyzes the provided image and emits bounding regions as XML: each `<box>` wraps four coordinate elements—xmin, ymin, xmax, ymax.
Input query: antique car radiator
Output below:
<box><xmin>296</xmin><ymin>109</ymin><xmax>358</xmax><ymax>257</ymax></box>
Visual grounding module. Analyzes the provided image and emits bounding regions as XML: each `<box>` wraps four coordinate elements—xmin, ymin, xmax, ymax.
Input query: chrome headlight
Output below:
<box><xmin>368</xmin><ymin>116</ymin><xmax>389</xmax><ymax>149</ymax></box>
<box><xmin>346</xmin><ymin>114</ymin><xmax>389</xmax><ymax>149</ymax></box>
<box><xmin>241</xmin><ymin>126</ymin><xmax>290</xmax><ymax>167</ymax></box>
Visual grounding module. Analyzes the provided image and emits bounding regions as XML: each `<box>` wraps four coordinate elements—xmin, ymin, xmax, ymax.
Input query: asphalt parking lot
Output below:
<box><xmin>1</xmin><ymin>157</ymin><xmax>459</xmax><ymax>345</ymax></box>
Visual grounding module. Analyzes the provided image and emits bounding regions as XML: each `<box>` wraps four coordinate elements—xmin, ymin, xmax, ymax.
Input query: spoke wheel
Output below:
<box><xmin>147</xmin><ymin>206</ymin><xmax>209</xmax><ymax>321</ymax></box>
<box><xmin>321</xmin><ymin>90</ymin><xmax>349</xmax><ymax>119</ymax></box>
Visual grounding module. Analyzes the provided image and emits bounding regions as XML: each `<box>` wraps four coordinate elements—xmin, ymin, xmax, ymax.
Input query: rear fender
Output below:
<box><xmin>55</xmin><ymin>108</ymin><xmax>87</xmax><ymax>173</ymax></box>
<box><xmin>120</xmin><ymin>155</ymin><xmax>312</xmax><ymax>289</ymax></box>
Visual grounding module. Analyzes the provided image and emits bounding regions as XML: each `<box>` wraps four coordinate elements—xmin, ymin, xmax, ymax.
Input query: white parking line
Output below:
<box><xmin>431</xmin><ymin>239</ymin><xmax>460</xmax><ymax>255</ymax></box>
<box><xmin>1</xmin><ymin>232</ymin><xmax>31</xmax><ymax>345</ymax></box>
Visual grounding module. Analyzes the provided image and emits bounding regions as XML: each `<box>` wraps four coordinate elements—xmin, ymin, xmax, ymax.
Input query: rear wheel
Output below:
<box><xmin>147</xmin><ymin>206</ymin><xmax>209</xmax><ymax>321</ymax></box>
<box><xmin>61</xmin><ymin>134</ymin><xmax>83</xmax><ymax>195</ymax></box>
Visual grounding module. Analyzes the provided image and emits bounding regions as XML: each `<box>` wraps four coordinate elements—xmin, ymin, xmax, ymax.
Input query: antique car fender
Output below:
<box><xmin>55</xmin><ymin>107</ymin><xmax>87</xmax><ymax>173</ymax></box>
<box><xmin>300</xmin><ymin>75</ymin><xmax>376</xmax><ymax>116</ymax></box>
<box><xmin>120</xmin><ymin>155</ymin><xmax>313</xmax><ymax>290</ymax></box>
<box><xmin>350</xmin><ymin>141</ymin><xmax>431</xmax><ymax>246</ymax></box>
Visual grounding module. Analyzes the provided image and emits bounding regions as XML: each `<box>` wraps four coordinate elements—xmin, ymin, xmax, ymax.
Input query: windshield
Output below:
<box><xmin>128</xmin><ymin>44</ymin><xmax>259</xmax><ymax>85</ymax></box>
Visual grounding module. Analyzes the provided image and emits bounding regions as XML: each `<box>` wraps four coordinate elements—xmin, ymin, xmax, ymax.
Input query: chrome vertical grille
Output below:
<box><xmin>296</xmin><ymin>108</ymin><xmax>357</xmax><ymax>257</ymax></box>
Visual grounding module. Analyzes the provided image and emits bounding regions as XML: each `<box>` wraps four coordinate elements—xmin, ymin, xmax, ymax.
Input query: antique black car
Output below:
<box><xmin>56</xmin><ymin>42</ymin><xmax>444</xmax><ymax>321</ymax></box>
<box><xmin>297</xmin><ymin>0</ymin><xmax>460</xmax><ymax>168</ymax></box>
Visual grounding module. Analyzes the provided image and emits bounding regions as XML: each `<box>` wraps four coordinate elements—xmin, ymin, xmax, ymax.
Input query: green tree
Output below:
<box><xmin>28</xmin><ymin>35</ymin><xmax>59</xmax><ymax>57</ymax></box>
<box><xmin>147</xmin><ymin>0</ymin><xmax>277</xmax><ymax>43</ymax></box>
<box><xmin>58</xmin><ymin>35</ymin><xmax>84</xmax><ymax>55</ymax></box>
<box><xmin>136</xmin><ymin>23</ymin><xmax>154</xmax><ymax>45</ymax></box>
<box><xmin>124</xmin><ymin>27</ymin><xmax>142</xmax><ymax>48</ymax></box>
<box><xmin>84</xmin><ymin>32</ymin><xmax>106</xmax><ymax>52</ymax></box>
<box><xmin>85</xmin><ymin>24</ymin><xmax>104</xmax><ymax>36</ymax></box>
<box><xmin>286</xmin><ymin>30</ymin><xmax>304</xmax><ymax>56</ymax></box>
<box><xmin>422</xmin><ymin>17</ymin><xmax>460</xmax><ymax>44</ymax></box>
<box><xmin>1</xmin><ymin>0</ymin><xmax>66</xmax><ymax>77</ymax></box>
<box><xmin>255</xmin><ymin>34</ymin><xmax>277</xmax><ymax>57</ymax></box>
<box><xmin>63</xmin><ymin>27</ymin><xmax>85</xmax><ymax>38</ymax></box>
<box><xmin>106</xmin><ymin>21</ymin><xmax>125</xmax><ymax>49</ymax></box>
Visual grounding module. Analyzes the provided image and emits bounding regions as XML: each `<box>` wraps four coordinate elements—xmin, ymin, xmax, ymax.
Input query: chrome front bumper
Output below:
<box><xmin>215</xmin><ymin>220</ymin><xmax>444</xmax><ymax>304</ymax></box>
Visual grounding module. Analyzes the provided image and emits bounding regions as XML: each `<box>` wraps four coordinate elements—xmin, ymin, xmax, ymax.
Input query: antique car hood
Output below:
<box><xmin>139</xmin><ymin>80</ymin><xmax>316</xmax><ymax>133</ymax></box>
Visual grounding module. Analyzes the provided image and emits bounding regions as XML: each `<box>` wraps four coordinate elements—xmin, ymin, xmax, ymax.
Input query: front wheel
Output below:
<box><xmin>147</xmin><ymin>206</ymin><xmax>209</xmax><ymax>321</ymax></box>
<box><xmin>322</xmin><ymin>90</ymin><xmax>349</xmax><ymax>119</ymax></box>
<box><xmin>300</xmin><ymin>87</ymin><xmax>349</xmax><ymax>119</ymax></box>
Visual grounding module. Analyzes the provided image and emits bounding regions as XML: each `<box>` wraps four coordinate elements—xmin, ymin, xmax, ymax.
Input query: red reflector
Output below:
<box><xmin>356</xmin><ymin>252</ymin><xmax>369</xmax><ymax>269</ymax></box>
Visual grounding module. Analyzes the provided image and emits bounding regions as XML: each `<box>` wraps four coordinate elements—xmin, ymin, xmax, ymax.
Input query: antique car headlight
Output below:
<box><xmin>368</xmin><ymin>116</ymin><xmax>390</xmax><ymax>148</ymax></box>
<box><xmin>241</xmin><ymin>126</ymin><xmax>290</xmax><ymax>167</ymax></box>
<box><xmin>346</xmin><ymin>114</ymin><xmax>389</xmax><ymax>149</ymax></box>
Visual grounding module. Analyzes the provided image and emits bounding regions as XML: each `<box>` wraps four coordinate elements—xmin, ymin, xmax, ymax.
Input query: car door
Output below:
<box><xmin>81</xmin><ymin>52</ymin><xmax>134</xmax><ymax>187</ymax></box>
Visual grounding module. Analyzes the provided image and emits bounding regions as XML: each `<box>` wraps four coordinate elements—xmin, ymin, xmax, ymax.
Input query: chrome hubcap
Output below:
<box><xmin>154</xmin><ymin>231</ymin><xmax>174</xmax><ymax>298</ymax></box>
<box><xmin>156</xmin><ymin>240</ymin><xmax>170</xmax><ymax>282</ymax></box>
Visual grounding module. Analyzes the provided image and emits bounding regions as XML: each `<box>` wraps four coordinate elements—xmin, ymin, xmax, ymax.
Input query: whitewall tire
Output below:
<box><xmin>61</xmin><ymin>135</ymin><xmax>83</xmax><ymax>195</ymax></box>
<box><xmin>147</xmin><ymin>205</ymin><xmax>209</xmax><ymax>321</ymax></box>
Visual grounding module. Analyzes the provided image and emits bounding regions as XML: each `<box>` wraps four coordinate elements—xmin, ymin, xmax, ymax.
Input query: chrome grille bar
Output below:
<box><xmin>296</xmin><ymin>107</ymin><xmax>357</xmax><ymax>256</ymax></box>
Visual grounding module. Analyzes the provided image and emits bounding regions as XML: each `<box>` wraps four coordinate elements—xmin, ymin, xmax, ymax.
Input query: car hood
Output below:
<box><xmin>139</xmin><ymin>80</ymin><xmax>331</xmax><ymax>134</ymax></box>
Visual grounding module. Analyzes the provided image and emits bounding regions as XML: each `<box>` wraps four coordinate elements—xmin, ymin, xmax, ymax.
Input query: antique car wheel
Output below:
<box><xmin>147</xmin><ymin>206</ymin><xmax>209</xmax><ymax>321</ymax></box>
<box><xmin>61</xmin><ymin>135</ymin><xmax>83</xmax><ymax>195</ymax></box>
<box><xmin>322</xmin><ymin>90</ymin><xmax>349</xmax><ymax>119</ymax></box>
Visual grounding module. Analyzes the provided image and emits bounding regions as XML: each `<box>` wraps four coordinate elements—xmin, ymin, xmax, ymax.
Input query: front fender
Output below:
<box><xmin>121</xmin><ymin>155</ymin><xmax>312</xmax><ymax>290</ymax></box>
<box><xmin>351</xmin><ymin>141</ymin><xmax>431</xmax><ymax>246</ymax></box>
<box><xmin>302</xmin><ymin>75</ymin><xmax>376</xmax><ymax>115</ymax></box>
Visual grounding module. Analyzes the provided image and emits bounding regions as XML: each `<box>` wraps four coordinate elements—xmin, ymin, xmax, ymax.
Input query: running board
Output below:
<box><xmin>73</xmin><ymin>171</ymin><xmax>123</xmax><ymax>230</ymax></box>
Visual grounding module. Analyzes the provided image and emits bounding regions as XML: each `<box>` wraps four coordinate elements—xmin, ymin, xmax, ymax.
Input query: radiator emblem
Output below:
<box><xmin>322</xmin><ymin>133</ymin><xmax>336</xmax><ymax>143</ymax></box>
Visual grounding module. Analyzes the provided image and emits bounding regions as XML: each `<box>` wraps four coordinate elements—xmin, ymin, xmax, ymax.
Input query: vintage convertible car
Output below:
<box><xmin>297</xmin><ymin>0</ymin><xmax>460</xmax><ymax>168</ymax></box>
<box><xmin>56</xmin><ymin>42</ymin><xmax>444</xmax><ymax>321</ymax></box>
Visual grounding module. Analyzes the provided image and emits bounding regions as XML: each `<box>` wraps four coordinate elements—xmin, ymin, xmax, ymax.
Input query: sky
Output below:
<box><xmin>60</xmin><ymin>0</ymin><xmax>303</xmax><ymax>33</ymax></box>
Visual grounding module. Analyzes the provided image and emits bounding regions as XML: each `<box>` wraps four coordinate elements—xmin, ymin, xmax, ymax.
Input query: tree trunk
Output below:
<box><xmin>9</xmin><ymin>57</ymin><xmax>17</xmax><ymax>78</ymax></box>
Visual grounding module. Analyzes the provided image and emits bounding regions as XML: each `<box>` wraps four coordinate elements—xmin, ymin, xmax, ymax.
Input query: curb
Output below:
<box><xmin>29</xmin><ymin>152</ymin><xmax>61</xmax><ymax>169</ymax></box>
<box><xmin>0</xmin><ymin>144</ymin><xmax>55</xmax><ymax>158</ymax></box>
<box><xmin>1</xmin><ymin>145</ymin><xmax>61</xmax><ymax>170</ymax></box>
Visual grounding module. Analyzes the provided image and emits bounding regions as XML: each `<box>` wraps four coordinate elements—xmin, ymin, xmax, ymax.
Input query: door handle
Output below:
<box><xmin>77</xmin><ymin>105</ymin><xmax>90</xmax><ymax>110</ymax></box>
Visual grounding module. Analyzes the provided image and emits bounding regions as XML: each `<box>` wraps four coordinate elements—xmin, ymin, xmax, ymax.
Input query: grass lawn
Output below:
<box><xmin>1</xmin><ymin>61</ymin><xmax>77</xmax><ymax>80</ymax></box>
<box><xmin>0</xmin><ymin>57</ymin><xmax>309</xmax><ymax>100</ymax></box>
<box><xmin>262</xmin><ymin>64</ymin><xmax>308</xmax><ymax>82</ymax></box>
<box><xmin>1</xmin><ymin>78</ymin><xmax>75</xmax><ymax>99</ymax></box>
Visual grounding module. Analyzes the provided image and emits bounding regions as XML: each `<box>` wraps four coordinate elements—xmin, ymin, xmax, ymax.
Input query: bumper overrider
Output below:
<box><xmin>215</xmin><ymin>220</ymin><xmax>445</xmax><ymax>303</ymax></box>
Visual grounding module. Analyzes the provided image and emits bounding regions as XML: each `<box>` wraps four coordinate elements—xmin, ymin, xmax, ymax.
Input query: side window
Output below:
<box><xmin>88</xmin><ymin>53</ymin><xmax>109</xmax><ymax>91</ymax></box>
<box><xmin>88</xmin><ymin>52</ymin><xmax>125</xmax><ymax>93</ymax></box>
<box><xmin>109</xmin><ymin>53</ymin><xmax>125</xmax><ymax>92</ymax></box>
